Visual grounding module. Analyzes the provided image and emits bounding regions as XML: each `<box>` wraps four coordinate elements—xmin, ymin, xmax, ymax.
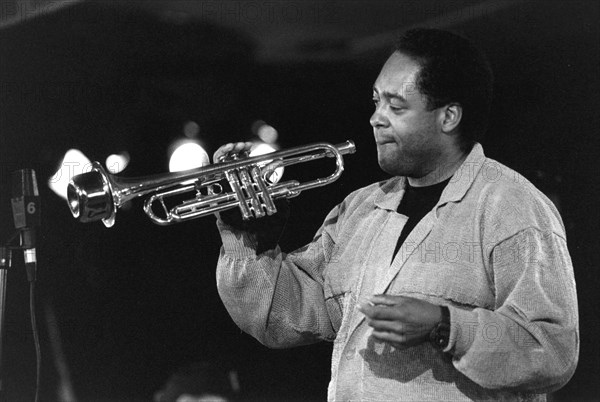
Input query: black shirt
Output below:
<box><xmin>392</xmin><ymin>178</ymin><xmax>451</xmax><ymax>261</ymax></box>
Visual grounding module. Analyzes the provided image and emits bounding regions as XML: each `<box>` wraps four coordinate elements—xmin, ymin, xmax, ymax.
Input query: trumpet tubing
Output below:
<box><xmin>67</xmin><ymin>140</ymin><xmax>356</xmax><ymax>227</ymax></box>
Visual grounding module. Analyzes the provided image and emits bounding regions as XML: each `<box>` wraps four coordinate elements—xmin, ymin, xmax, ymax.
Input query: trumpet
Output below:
<box><xmin>67</xmin><ymin>140</ymin><xmax>356</xmax><ymax>227</ymax></box>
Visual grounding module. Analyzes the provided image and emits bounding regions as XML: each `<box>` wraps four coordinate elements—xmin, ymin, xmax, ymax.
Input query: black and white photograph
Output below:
<box><xmin>0</xmin><ymin>1</ymin><xmax>598</xmax><ymax>401</ymax></box>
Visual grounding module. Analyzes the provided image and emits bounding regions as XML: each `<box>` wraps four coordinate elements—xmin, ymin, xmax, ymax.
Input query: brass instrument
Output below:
<box><xmin>67</xmin><ymin>140</ymin><xmax>356</xmax><ymax>227</ymax></box>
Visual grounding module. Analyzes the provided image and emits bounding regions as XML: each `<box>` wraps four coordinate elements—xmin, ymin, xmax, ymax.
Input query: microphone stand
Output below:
<box><xmin>1</xmin><ymin>168</ymin><xmax>41</xmax><ymax>401</ymax></box>
<box><xmin>0</xmin><ymin>246</ymin><xmax>9</xmax><ymax>400</ymax></box>
<box><xmin>0</xmin><ymin>230</ymin><xmax>32</xmax><ymax>401</ymax></box>
<box><xmin>0</xmin><ymin>231</ymin><xmax>17</xmax><ymax>400</ymax></box>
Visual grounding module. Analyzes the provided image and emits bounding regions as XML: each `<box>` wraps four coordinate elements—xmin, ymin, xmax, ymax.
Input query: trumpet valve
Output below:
<box><xmin>223</xmin><ymin>164</ymin><xmax>279</xmax><ymax>220</ymax></box>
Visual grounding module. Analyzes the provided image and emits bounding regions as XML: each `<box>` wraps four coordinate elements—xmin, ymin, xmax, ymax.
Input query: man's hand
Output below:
<box><xmin>213</xmin><ymin>142</ymin><xmax>254</xmax><ymax>163</ymax></box>
<box><xmin>212</xmin><ymin>141</ymin><xmax>290</xmax><ymax>253</ymax></box>
<box><xmin>212</xmin><ymin>142</ymin><xmax>254</xmax><ymax>229</ymax></box>
<box><xmin>358</xmin><ymin>295</ymin><xmax>443</xmax><ymax>349</ymax></box>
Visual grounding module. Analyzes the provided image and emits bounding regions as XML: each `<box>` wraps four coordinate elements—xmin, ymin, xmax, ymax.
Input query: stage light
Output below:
<box><xmin>183</xmin><ymin>120</ymin><xmax>200</xmax><ymax>138</ymax></box>
<box><xmin>106</xmin><ymin>152</ymin><xmax>130</xmax><ymax>174</ymax></box>
<box><xmin>251</xmin><ymin>120</ymin><xmax>279</xmax><ymax>144</ymax></box>
<box><xmin>256</xmin><ymin>122</ymin><xmax>278</xmax><ymax>144</ymax></box>
<box><xmin>48</xmin><ymin>149</ymin><xmax>92</xmax><ymax>200</ymax></box>
<box><xmin>169</xmin><ymin>140</ymin><xmax>209</xmax><ymax>173</ymax></box>
<box><xmin>250</xmin><ymin>142</ymin><xmax>277</xmax><ymax>156</ymax></box>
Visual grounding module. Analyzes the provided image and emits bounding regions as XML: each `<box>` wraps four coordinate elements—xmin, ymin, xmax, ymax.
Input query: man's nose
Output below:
<box><xmin>370</xmin><ymin>108</ymin><xmax>388</xmax><ymax>128</ymax></box>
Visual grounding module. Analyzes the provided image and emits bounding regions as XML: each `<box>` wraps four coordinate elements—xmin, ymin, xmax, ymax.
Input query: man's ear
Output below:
<box><xmin>440</xmin><ymin>103</ymin><xmax>462</xmax><ymax>133</ymax></box>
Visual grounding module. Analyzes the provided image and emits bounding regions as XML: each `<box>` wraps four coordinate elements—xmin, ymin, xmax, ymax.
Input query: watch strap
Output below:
<box><xmin>430</xmin><ymin>306</ymin><xmax>451</xmax><ymax>350</ymax></box>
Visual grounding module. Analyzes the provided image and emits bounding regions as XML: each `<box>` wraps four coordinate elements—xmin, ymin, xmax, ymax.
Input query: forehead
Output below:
<box><xmin>373</xmin><ymin>52</ymin><xmax>423</xmax><ymax>97</ymax></box>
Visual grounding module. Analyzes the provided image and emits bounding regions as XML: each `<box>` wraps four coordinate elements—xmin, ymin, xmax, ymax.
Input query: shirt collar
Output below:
<box><xmin>374</xmin><ymin>143</ymin><xmax>486</xmax><ymax>211</ymax></box>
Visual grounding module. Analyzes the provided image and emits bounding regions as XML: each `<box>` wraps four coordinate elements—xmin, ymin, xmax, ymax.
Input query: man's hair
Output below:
<box><xmin>393</xmin><ymin>28</ymin><xmax>494</xmax><ymax>148</ymax></box>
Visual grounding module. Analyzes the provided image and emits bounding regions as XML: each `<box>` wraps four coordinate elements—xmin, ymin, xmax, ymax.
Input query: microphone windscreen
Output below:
<box><xmin>12</xmin><ymin>169</ymin><xmax>39</xmax><ymax>197</ymax></box>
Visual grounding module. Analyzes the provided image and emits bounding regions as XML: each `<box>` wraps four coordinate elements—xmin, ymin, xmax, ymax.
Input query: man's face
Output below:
<box><xmin>370</xmin><ymin>52</ymin><xmax>445</xmax><ymax>178</ymax></box>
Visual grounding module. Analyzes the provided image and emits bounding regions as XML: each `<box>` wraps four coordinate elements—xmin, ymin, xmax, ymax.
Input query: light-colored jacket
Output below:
<box><xmin>216</xmin><ymin>143</ymin><xmax>579</xmax><ymax>401</ymax></box>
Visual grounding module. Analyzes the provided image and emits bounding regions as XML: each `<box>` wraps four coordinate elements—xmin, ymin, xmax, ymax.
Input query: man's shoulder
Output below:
<box><xmin>471</xmin><ymin>157</ymin><xmax>565</xmax><ymax>235</ymax></box>
<box><xmin>459</xmin><ymin>144</ymin><xmax>544</xmax><ymax>202</ymax></box>
<box><xmin>474</xmin><ymin>157</ymin><xmax>546</xmax><ymax>202</ymax></box>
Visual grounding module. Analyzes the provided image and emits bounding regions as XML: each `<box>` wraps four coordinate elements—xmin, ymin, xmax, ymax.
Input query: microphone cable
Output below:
<box><xmin>29</xmin><ymin>279</ymin><xmax>41</xmax><ymax>402</ymax></box>
<box><xmin>22</xmin><ymin>231</ymin><xmax>41</xmax><ymax>402</ymax></box>
<box><xmin>3</xmin><ymin>237</ymin><xmax>42</xmax><ymax>402</ymax></box>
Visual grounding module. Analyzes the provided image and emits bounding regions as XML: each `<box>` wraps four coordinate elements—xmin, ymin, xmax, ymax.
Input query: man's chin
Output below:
<box><xmin>378</xmin><ymin>161</ymin><xmax>407</xmax><ymax>177</ymax></box>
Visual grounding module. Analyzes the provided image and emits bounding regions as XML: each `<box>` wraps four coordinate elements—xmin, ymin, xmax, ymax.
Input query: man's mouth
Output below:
<box><xmin>374</xmin><ymin>132</ymin><xmax>394</xmax><ymax>145</ymax></box>
<box><xmin>375</xmin><ymin>137</ymin><xmax>394</xmax><ymax>145</ymax></box>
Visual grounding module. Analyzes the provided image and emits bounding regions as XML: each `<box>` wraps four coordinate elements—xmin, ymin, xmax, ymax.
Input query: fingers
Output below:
<box><xmin>213</xmin><ymin>142</ymin><xmax>254</xmax><ymax>163</ymax></box>
<box><xmin>367</xmin><ymin>318</ymin><xmax>405</xmax><ymax>333</ymax></box>
<box><xmin>357</xmin><ymin>295</ymin><xmax>438</xmax><ymax>349</ymax></box>
<box><xmin>370</xmin><ymin>330</ymin><xmax>407</xmax><ymax>346</ymax></box>
<box><xmin>367</xmin><ymin>318</ymin><xmax>430</xmax><ymax>337</ymax></box>
<box><xmin>360</xmin><ymin>306</ymin><xmax>430</xmax><ymax>349</ymax></box>
<box><xmin>369</xmin><ymin>294</ymin><xmax>405</xmax><ymax>306</ymax></box>
<box><xmin>358</xmin><ymin>302</ymin><xmax>404</xmax><ymax>321</ymax></box>
<box><xmin>358</xmin><ymin>295</ymin><xmax>408</xmax><ymax>320</ymax></box>
<box><xmin>358</xmin><ymin>304</ymin><xmax>426</xmax><ymax>334</ymax></box>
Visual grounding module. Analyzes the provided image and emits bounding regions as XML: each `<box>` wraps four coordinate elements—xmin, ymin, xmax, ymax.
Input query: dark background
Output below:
<box><xmin>0</xmin><ymin>1</ymin><xmax>598</xmax><ymax>401</ymax></box>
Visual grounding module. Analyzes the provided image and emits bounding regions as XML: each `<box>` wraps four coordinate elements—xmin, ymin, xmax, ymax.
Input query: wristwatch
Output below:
<box><xmin>430</xmin><ymin>306</ymin><xmax>451</xmax><ymax>350</ymax></box>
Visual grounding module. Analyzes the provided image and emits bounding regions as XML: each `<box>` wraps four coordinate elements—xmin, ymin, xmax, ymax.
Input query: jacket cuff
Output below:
<box><xmin>446</xmin><ymin>305</ymin><xmax>479</xmax><ymax>357</ymax></box>
<box><xmin>216</xmin><ymin>218</ymin><xmax>259</xmax><ymax>257</ymax></box>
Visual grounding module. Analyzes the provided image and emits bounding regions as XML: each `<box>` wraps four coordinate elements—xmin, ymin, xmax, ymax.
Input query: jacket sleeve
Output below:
<box><xmin>447</xmin><ymin>227</ymin><xmax>579</xmax><ymax>393</ymax></box>
<box><xmin>215</xmin><ymin>205</ymin><xmax>342</xmax><ymax>348</ymax></box>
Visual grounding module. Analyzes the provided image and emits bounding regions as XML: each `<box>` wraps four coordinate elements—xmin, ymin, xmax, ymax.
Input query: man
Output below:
<box><xmin>214</xmin><ymin>28</ymin><xmax>579</xmax><ymax>401</ymax></box>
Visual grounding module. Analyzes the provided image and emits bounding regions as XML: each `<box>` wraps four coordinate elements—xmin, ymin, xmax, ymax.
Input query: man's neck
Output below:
<box><xmin>407</xmin><ymin>149</ymin><xmax>469</xmax><ymax>187</ymax></box>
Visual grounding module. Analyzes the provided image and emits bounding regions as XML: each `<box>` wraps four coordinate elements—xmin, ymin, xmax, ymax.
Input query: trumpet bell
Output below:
<box><xmin>67</xmin><ymin>162</ymin><xmax>117</xmax><ymax>227</ymax></box>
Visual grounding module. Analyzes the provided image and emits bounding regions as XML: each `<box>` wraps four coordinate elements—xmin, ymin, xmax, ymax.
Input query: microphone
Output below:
<box><xmin>11</xmin><ymin>169</ymin><xmax>41</xmax><ymax>281</ymax></box>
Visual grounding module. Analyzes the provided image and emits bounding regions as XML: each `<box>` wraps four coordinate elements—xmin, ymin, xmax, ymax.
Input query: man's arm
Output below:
<box><xmin>215</xmin><ymin>205</ymin><xmax>340</xmax><ymax>348</ymax></box>
<box><xmin>212</xmin><ymin>140</ymin><xmax>339</xmax><ymax>347</ymax></box>
<box><xmin>359</xmin><ymin>227</ymin><xmax>578</xmax><ymax>393</ymax></box>
<box><xmin>447</xmin><ymin>227</ymin><xmax>579</xmax><ymax>392</ymax></box>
